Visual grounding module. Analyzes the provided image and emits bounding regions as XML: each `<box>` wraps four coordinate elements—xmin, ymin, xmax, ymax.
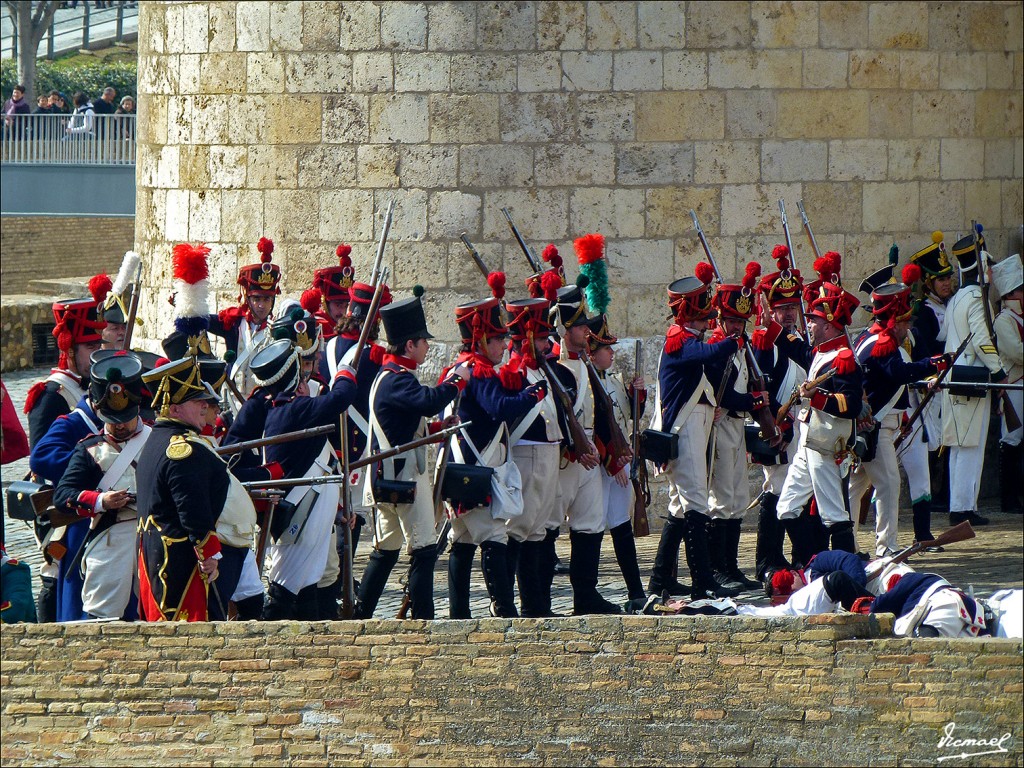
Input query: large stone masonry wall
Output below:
<box><xmin>1</xmin><ymin>616</ymin><xmax>1022</xmax><ymax>766</ymax></box>
<box><xmin>134</xmin><ymin>2</ymin><xmax>1023</xmax><ymax>342</ymax></box>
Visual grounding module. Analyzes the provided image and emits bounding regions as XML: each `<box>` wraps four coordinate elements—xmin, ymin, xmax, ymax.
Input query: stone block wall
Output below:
<box><xmin>0</xmin><ymin>216</ymin><xmax>134</xmax><ymax>296</ymax></box>
<box><xmin>1</xmin><ymin>616</ymin><xmax>1022</xmax><ymax>765</ymax></box>
<box><xmin>0</xmin><ymin>296</ymin><xmax>60</xmax><ymax>373</ymax></box>
<box><xmin>134</xmin><ymin>2</ymin><xmax>1023</xmax><ymax>341</ymax></box>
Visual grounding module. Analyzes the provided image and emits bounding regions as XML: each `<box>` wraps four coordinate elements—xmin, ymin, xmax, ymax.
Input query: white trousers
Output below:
<box><xmin>898</xmin><ymin>416</ymin><xmax>931</xmax><ymax>504</ymax></box>
<box><xmin>81</xmin><ymin>517</ymin><xmax>138</xmax><ymax>619</ymax></box>
<box><xmin>231</xmin><ymin>548</ymin><xmax>264</xmax><ymax>601</ymax></box>
<box><xmin>666</xmin><ymin>404</ymin><xmax>714</xmax><ymax>520</ymax></box>
<box><xmin>558</xmin><ymin>459</ymin><xmax>606</xmax><ymax>534</ymax></box>
<box><xmin>1002</xmin><ymin>388</ymin><xmax>1023</xmax><ymax>446</ymax></box>
<box><xmin>948</xmin><ymin>402</ymin><xmax>990</xmax><ymax>512</ymax></box>
<box><xmin>776</xmin><ymin>422</ymin><xmax>850</xmax><ymax>526</ymax></box>
<box><xmin>849</xmin><ymin>414</ymin><xmax>901</xmax><ymax>556</ymax></box>
<box><xmin>602</xmin><ymin>468</ymin><xmax>632</xmax><ymax>529</ymax></box>
<box><xmin>709</xmin><ymin>416</ymin><xmax>748</xmax><ymax>521</ymax></box>
<box><xmin>507</xmin><ymin>443</ymin><xmax>561</xmax><ymax>542</ymax></box>
<box><xmin>450</xmin><ymin>505</ymin><xmax>508</xmax><ymax>546</ymax></box>
<box><xmin>267</xmin><ymin>483</ymin><xmax>340</xmax><ymax>592</ymax></box>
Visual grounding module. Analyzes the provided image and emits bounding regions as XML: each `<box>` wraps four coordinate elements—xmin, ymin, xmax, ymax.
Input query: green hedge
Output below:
<box><xmin>1</xmin><ymin>59</ymin><xmax>136</xmax><ymax>102</ymax></box>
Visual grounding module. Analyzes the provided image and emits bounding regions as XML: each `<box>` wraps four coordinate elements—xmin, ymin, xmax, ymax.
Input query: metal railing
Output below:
<box><xmin>0</xmin><ymin>113</ymin><xmax>135</xmax><ymax>165</ymax></box>
<box><xmin>2</xmin><ymin>4</ymin><xmax>139</xmax><ymax>61</ymax></box>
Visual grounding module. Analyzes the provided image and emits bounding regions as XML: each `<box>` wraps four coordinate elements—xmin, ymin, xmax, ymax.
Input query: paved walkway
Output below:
<box><xmin>2</xmin><ymin>365</ymin><xmax>1021</xmax><ymax>619</ymax></box>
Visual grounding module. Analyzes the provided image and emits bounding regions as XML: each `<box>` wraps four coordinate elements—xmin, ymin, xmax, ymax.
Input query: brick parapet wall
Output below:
<box><xmin>0</xmin><ymin>216</ymin><xmax>134</xmax><ymax>296</ymax></box>
<box><xmin>2</xmin><ymin>616</ymin><xmax>1021</xmax><ymax>765</ymax></box>
<box><xmin>134</xmin><ymin>1</ymin><xmax>1023</xmax><ymax>343</ymax></box>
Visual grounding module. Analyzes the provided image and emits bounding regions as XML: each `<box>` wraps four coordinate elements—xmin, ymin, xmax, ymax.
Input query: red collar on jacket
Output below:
<box><xmin>383</xmin><ymin>353</ymin><xmax>418</xmax><ymax>371</ymax></box>
<box><xmin>815</xmin><ymin>335</ymin><xmax>850</xmax><ymax>354</ymax></box>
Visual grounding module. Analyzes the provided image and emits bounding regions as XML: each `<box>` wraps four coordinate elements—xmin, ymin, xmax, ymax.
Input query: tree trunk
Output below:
<box><xmin>7</xmin><ymin>2</ymin><xmax>61</xmax><ymax>103</ymax></box>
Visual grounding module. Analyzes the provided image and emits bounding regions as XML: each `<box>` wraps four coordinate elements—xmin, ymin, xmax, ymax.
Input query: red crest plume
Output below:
<box><xmin>542</xmin><ymin>244</ymin><xmax>563</xmax><ymax>269</ymax></box>
<box><xmin>88</xmin><ymin>274</ymin><xmax>112</xmax><ymax>303</ymax></box>
<box><xmin>574</xmin><ymin>233</ymin><xmax>605</xmax><ymax>265</ymax></box>
<box><xmin>771</xmin><ymin>570</ymin><xmax>795</xmax><ymax>595</ymax></box>
<box><xmin>257</xmin><ymin>237</ymin><xmax>274</xmax><ymax>262</ymax></box>
<box><xmin>902</xmin><ymin>263</ymin><xmax>922</xmax><ymax>286</ymax></box>
<box><xmin>336</xmin><ymin>243</ymin><xmax>352</xmax><ymax>267</ymax></box>
<box><xmin>540</xmin><ymin>270</ymin><xmax>562</xmax><ymax>302</ymax></box>
<box><xmin>772</xmin><ymin>244</ymin><xmax>790</xmax><ymax>271</ymax></box>
<box><xmin>301</xmin><ymin>288</ymin><xmax>322</xmax><ymax>313</ymax></box>
<box><xmin>742</xmin><ymin>261</ymin><xmax>761</xmax><ymax>291</ymax></box>
<box><xmin>695</xmin><ymin>261</ymin><xmax>715</xmax><ymax>284</ymax></box>
<box><xmin>172</xmin><ymin>243</ymin><xmax>210</xmax><ymax>284</ymax></box>
<box><xmin>486</xmin><ymin>271</ymin><xmax>506</xmax><ymax>300</ymax></box>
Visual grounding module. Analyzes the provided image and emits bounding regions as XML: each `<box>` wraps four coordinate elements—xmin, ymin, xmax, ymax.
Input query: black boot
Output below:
<box><xmin>36</xmin><ymin>575</ymin><xmax>57</xmax><ymax>624</ymax></box>
<box><xmin>755</xmin><ymin>493</ymin><xmax>790</xmax><ymax>581</ymax></box>
<box><xmin>609</xmin><ymin>521</ymin><xmax>646</xmax><ymax>611</ymax></box>
<box><xmin>536</xmin><ymin>528</ymin><xmax>561</xmax><ymax>617</ymax></box>
<box><xmin>233</xmin><ymin>593</ymin><xmax>264</xmax><ymax>621</ymax></box>
<box><xmin>708</xmin><ymin>518</ymin><xmax>742</xmax><ymax>589</ymax></box>
<box><xmin>353</xmin><ymin>548</ymin><xmax>400</xmax><ymax>619</ymax></box>
<box><xmin>407</xmin><ymin>546</ymin><xmax>436</xmax><ymax>620</ymax></box>
<box><xmin>506</xmin><ymin>537</ymin><xmax>521</xmax><ymax>587</ymax></box>
<box><xmin>1000</xmin><ymin>444</ymin><xmax>1024</xmax><ymax>513</ymax></box>
<box><xmin>822</xmin><ymin>571</ymin><xmax>873</xmax><ymax>611</ymax></box>
<box><xmin>295</xmin><ymin>584</ymin><xmax>320</xmax><ymax>620</ymax></box>
<box><xmin>569</xmin><ymin>529</ymin><xmax>621</xmax><ymax>615</ymax></box>
<box><xmin>911</xmin><ymin>499</ymin><xmax>935</xmax><ymax>543</ymax></box>
<box><xmin>929</xmin><ymin>449</ymin><xmax>949</xmax><ymax>513</ymax></box>
<box><xmin>516</xmin><ymin>540</ymin><xmax>545</xmax><ymax>618</ymax></box>
<box><xmin>950</xmin><ymin>509</ymin><xmax>990</xmax><ymax>526</ymax></box>
<box><xmin>783</xmin><ymin>515</ymin><xmax>817</xmax><ymax>570</ymax></box>
<box><xmin>447</xmin><ymin>542</ymin><xmax>476</xmax><ymax>619</ymax></box>
<box><xmin>647</xmin><ymin>516</ymin><xmax>690</xmax><ymax>596</ymax></box>
<box><xmin>262</xmin><ymin>581</ymin><xmax>298</xmax><ymax>620</ymax></box>
<box><xmin>480</xmin><ymin>541</ymin><xmax>518</xmax><ymax>618</ymax></box>
<box><xmin>723</xmin><ymin>519</ymin><xmax>761</xmax><ymax>589</ymax></box>
<box><xmin>316</xmin><ymin>579</ymin><xmax>341</xmax><ymax>620</ymax></box>
<box><xmin>683</xmin><ymin>511</ymin><xmax>739</xmax><ymax>599</ymax></box>
<box><xmin>828</xmin><ymin>521</ymin><xmax>857</xmax><ymax>553</ymax></box>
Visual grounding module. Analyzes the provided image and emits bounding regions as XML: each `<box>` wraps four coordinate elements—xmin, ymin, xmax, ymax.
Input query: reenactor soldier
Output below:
<box><xmin>751</xmin><ymin>245</ymin><xmax>807</xmax><ymax>580</ymax></box>
<box><xmin>551</xmin><ymin>263</ymin><xmax>621</xmax><ymax>616</ymax></box>
<box><xmin>852</xmin><ymin>263</ymin><xmax>949</xmax><ymax>555</ymax></box>
<box><xmin>503</xmin><ymin>290</ymin><xmax>564</xmax><ymax>618</ymax></box>
<box><xmin>647</xmin><ymin>263</ymin><xmax>745</xmax><ymax>599</ymax></box>
<box><xmin>208</xmin><ymin>237</ymin><xmax>281</xmax><ymax>408</ymax></box>
<box><xmin>136</xmin><ymin>356</ymin><xmax>226</xmax><ymax>622</ymax></box>
<box><xmin>443</xmin><ymin>288</ymin><xmax>546</xmax><ymax>618</ymax></box>
<box><xmin>705</xmin><ymin>263</ymin><xmax>770</xmax><ymax>590</ymax></box>
<box><xmin>99</xmin><ymin>251</ymin><xmax>141</xmax><ymax>350</ymax></box>
<box><xmin>909</xmin><ymin>232</ymin><xmax>956</xmax><ymax>510</ymax></box>
<box><xmin>773</xmin><ymin>254</ymin><xmax>864</xmax><ymax>556</ymax></box>
<box><xmin>942</xmin><ymin>231</ymin><xmax>1007</xmax><ymax>527</ymax></box>
<box><xmin>53</xmin><ymin>352</ymin><xmax>148</xmax><ymax>620</ymax></box>
<box><xmin>583</xmin><ymin>313</ymin><xmax>648</xmax><ymax>613</ymax></box>
<box><xmin>353</xmin><ymin>289</ymin><xmax>468</xmax><ymax>620</ymax></box>
<box><xmin>989</xmin><ymin>253</ymin><xmax>1023</xmax><ymax>514</ymax></box>
<box><xmin>312</xmin><ymin>243</ymin><xmax>356</xmax><ymax>339</ymax></box>
<box><xmin>248</xmin><ymin>338</ymin><xmax>357</xmax><ymax>620</ymax></box>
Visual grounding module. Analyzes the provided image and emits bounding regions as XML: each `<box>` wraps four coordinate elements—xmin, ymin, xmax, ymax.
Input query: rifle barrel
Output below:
<box><xmin>216</xmin><ymin>423</ymin><xmax>335</xmax><ymax>455</ymax></box>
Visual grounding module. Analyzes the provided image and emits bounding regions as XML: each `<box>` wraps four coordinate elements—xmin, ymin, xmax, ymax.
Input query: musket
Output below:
<box><xmin>370</xmin><ymin>199</ymin><xmax>395</xmax><ymax>287</ymax></box>
<box><xmin>864</xmin><ymin>521</ymin><xmax>975</xmax><ymax>582</ymax></box>
<box><xmin>459</xmin><ymin>232</ymin><xmax>491</xmax><ymax>279</ymax></box>
<box><xmin>778</xmin><ymin>199</ymin><xmax>808</xmax><ymax>335</ymax></box>
<box><xmin>538</xmin><ymin>354</ymin><xmax>593</xmax><ymax>461</ymax></box>
<box><xmin>776</xmin><ymin>368</ymin><xmax>837</xmax><ymax>424</ymax></box>
<box><xmin>894</xmin><ymin>333</ymin><xmax>972</xmax><ymax>450</ymax></box>
<box><xmin>629</xmin><ymin>340</ymin><xmax>651</xmax><ymax>538</ymax></box>
<box><xmin>910</xmin><ymin>381</ymin><xmax>1024</xmax><ymax>392</ymax></box>
<box><xmin>349</xmin><ymin>265</ymin><xmax>390</xmax><ymax>377</ymax></box>
<box><xmin>581</xmin><ymin>347</ymin><xmax>633</xmax><ymax>476</ymax></box>
<box><xmin>501</xmin><ymin>207</ymin><xmax>543</xmax><ymax>273</ymax></box>
<box><xmin>121</xmin><ymin>259</ymin><xmax>144</xmax><ymax>351</ymax></box>
<box><xmin>254</xmin><ymin>492</ymin><xmax>281</xmax><ymax>576</ymax></box>
<box><xmin>690</xmin><ymin>209</ymin><xmax>782</xmax><ymax>449</ymax></box>
<box><xmin>239</xmin><ymin>422</ymin><xmax>470</xmax><ymax>491</ymax></box>
<box><xmin>432</xmin><ymin>391</ymin><xmax>463</xmax><ymax>525</ymax></box>
<box><xmin>216</xmin><ymin>423</ymin><xmax>336</xmax><ymax>456</ymax></box>
<box><xmin>338</xmin><ymin>411</ymin><xmax>356</xmax><ymax>620</ymax></box>
<box><xmin>795</xmin><ymin>199</ymin><xmax>821</xmax><ymax>260</ymax></box>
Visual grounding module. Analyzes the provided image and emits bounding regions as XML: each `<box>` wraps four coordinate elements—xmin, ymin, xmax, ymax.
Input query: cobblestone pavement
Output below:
<box><xmin>3</xmin><ymin>365</ymin><xmax>1021</xmax><ymax>619</ymax></box>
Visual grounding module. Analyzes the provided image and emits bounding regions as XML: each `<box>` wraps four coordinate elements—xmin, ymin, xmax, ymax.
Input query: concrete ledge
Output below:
<box><xmin>2</xmin><ymin>616</ymin><xmax>1020</xmax><ymax>765</ymax></box>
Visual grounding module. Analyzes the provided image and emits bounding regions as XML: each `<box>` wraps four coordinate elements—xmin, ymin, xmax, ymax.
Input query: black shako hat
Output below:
<box><xmin>381</xmin><ymin>291</ymin><xmax>433</xmax><ymax>349</ymax></box>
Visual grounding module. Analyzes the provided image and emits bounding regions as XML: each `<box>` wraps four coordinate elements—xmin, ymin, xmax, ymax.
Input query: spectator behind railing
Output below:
<box><xmin>3</xmin><ymin>85</ymin><xmax>32</xmax><ymax>139</ymax></box>
<box><xmin>115</xmin><ymin>95</ymin><xmax>134</xmax><ymax>141</ymax></box>
<box><xmin>65</xmin><ymin>92</ymin><xmax>95</xmax><ymax>137</ymax></box>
